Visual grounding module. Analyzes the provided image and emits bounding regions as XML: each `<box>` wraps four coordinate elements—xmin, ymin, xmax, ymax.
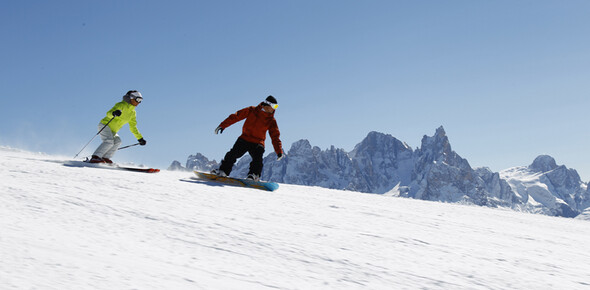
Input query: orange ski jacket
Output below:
<box><xmin>219</xmin><ymin>103</ymin><xmax>283</xmax><ymax>155</ymax></box>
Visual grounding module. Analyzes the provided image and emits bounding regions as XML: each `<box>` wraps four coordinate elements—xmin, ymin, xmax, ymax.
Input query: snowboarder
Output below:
<box><xmin>212</xmin><ymin>95</ymin><xmax>284</xmax><ymax>181</ymax></box>
<box><xmin>89</xmin><ymin>90</ymin><xmax>147</xmax><ymax>163</ymax></box>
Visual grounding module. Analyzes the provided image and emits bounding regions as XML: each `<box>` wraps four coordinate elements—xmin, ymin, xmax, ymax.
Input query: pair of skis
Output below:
<box><xmin>64</xmin><ymin>160</ymin><xmax>160</xmax><ymax>173</ymax></box>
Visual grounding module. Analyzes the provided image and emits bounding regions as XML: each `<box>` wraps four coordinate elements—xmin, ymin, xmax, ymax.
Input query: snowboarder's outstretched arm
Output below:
<box><xmin>218</xmin><ymin>107</ymin><xmax>253</xmax><ymax>131</ymax></box>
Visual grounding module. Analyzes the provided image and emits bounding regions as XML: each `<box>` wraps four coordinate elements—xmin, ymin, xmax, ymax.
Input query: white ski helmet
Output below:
<box><xmin>123</xmin><ymin>90</ymin><xmax>143</xmax><ymax>103</ymax></box>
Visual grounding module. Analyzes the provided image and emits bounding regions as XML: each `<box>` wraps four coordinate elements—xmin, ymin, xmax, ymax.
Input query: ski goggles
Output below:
<box><xmin>129</xmin><ymin>91</ymin><xmax>143</xmax><ymax>102</ymax></box>
<box><xmin>263</xmin><ymin>100</ymin><xmax>278</xmax><ymax>109</ymax></box>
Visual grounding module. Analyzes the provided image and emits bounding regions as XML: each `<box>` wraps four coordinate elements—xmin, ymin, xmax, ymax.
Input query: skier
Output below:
<box><xmin>88</xmin><ymin>90</ymin><xmax>147</xmax><ymax>163</ymax></box>
<box><xmin>212</xmin><ymin>95</ymin><xmax>284</xmax><ymax>181</ymax></box>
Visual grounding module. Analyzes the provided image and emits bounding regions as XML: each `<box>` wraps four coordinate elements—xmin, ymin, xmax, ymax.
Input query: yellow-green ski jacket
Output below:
<box><xmin>100</xmin><ymin>101</ymin><xmax>143</xmax><ymax>139</ymax></box>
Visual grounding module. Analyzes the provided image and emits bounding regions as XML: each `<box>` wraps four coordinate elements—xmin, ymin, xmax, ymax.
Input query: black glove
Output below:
<box><xmin>138</xmin><ymin>138</ymin><xmax>147</xmax><ymax>146</ymax></box>
<box><xmin>215</xmin><ymin>126</ymin><xmax>224</xmax><ymax>134</ymax></box>
<box><xmin>112</xmin><ymin>110</ymin><xmax>122</xmax><ymax>117</ymax></box>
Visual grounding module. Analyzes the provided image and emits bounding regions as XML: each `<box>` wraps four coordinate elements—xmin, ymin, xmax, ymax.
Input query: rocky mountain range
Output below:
<box><xmin>172</xmin><ymin>126</ymin><xmax>590</xmax><ymax>218</ymax></box>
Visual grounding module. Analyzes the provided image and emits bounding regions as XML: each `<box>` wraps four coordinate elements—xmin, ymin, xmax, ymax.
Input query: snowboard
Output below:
<box><xmin>193</xmin><ymin>171</ymin><xmax>279</xmax><ymax>192</ymax></box>
<box><xmin>64</xmin><ymin>160</ymin><xmax>160</xmax><ymax>173</ymax></box>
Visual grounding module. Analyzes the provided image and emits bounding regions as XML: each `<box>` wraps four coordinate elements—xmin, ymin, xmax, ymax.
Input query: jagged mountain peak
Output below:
<box><xmin>350</xmin><ymin>131</ymin><xmax>412</xmax><ymax>158</ymax></box>
<box><xmin>185</xmin><ymin>152</ymin><xmax>218</xmax><ymax>172</ymax></box>
<box><xmin>288</xmin><ymin>139</ymin><xmax>313</xmax><ymax>156</ymax></box>
<box><xmin>359</xmin><ymin>131</ymin><xmax>395</xmax><ymax>144</ymax></box>
<box><xmin>529</xmin><ymin>155</ymin><xmax>558</xmax><ymax>173</ymax></box>
<box><xmin>502</xmin><ymin>154</ymin><xmax>587</xmax><ymax>217</ymax></box>
<box><xmin>364</xmin><ymin>131</ymin><xmax>409</xmax><ymax>146</ymax></box>
<box><xmin>291</xmin><ymin>139</ymin><xmax>311</xmax><ymax>149</ymax></box>
<box><xmin>189</xmin><ymin>153</ymin><xmax>209</xmax><ymax>160</ymax></box>
<box><xmin>365</xmin><ymin>131</ymin><xmax>392</xmax><ymax>139</ymax></box>
<box><xmin>435</xmin><ymin>125</ymin><xmax>446</xmax><ymax>137</ymax></box>
<box><xmin>417</xmin><ymin>126</ymin><xmax>457</xmax><ymax>167</ymax></box>
<box><xmin>168</xmin><ymin>160</ymin><xmax>186</xmax><ymax>171</ymax></box>
<box><xmin>420</xmin><ymin>126</ymin><xmax>450</xmax><ymax>151</ymax></box>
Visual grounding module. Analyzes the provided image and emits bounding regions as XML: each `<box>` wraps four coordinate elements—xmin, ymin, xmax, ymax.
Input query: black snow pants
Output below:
<box><xmin>219</xmin><ymin>138</ymin><xmax>265</xmax><ymax>177</ymax></box>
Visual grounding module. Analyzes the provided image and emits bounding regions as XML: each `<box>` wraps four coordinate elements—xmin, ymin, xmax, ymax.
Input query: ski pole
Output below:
<box><xmin>73</xmin><ymin>116</ymin><xmax>115</xmax><ymax>159</ymax></box>
<box><xmin>118</xmin><ymin>143</ymin><xmax>140</xmax><ymax>150</ymax></box>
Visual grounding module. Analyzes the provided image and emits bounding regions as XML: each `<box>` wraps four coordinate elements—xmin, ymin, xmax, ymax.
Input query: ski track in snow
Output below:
<box><xmin>1</xmin><ymin>147</ymin><xmax>590</xmax><ymax>289</ymax></box>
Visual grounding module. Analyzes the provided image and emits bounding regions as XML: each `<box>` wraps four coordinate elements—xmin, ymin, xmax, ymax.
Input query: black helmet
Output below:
<box><xmin>263</xmin><ymin>95</ymin><xmax>278</xmax><ymax>109</ymax></box>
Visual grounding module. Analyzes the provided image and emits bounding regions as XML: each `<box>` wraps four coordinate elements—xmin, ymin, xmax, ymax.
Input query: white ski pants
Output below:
<box><xmin>92</xmin><ymin>122</ymin><xmax>121</xmax><ymax>159</ymax></box>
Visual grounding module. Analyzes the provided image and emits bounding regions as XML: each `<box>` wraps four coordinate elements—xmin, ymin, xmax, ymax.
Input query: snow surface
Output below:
<box><xmin>2</xmin><ymin>147</ymin><xmax>590</xmax><ymax>289</ymax></box>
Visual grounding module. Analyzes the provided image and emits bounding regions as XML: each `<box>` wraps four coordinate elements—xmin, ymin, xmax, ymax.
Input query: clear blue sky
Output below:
<box><xmin>2</xmin><ymin>0</ymin><xmax>590</xmax><ymax>179</ymax></box>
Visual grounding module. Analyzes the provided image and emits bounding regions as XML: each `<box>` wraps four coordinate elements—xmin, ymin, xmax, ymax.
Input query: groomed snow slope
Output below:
<box><xmin>1</xmin><ymin>147</ymin><xmax>589</xmax><ymax>289</ymax></box>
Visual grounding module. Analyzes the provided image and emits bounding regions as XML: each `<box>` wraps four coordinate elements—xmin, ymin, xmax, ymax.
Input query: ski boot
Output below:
<box><xmin>88</xmin><ymin>155</ymin><xmax>106</xmax><ymax>163</ymax></box>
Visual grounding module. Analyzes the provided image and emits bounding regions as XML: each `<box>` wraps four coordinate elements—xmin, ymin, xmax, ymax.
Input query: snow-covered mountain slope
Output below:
<box><xmin>2</xmin><ymin>147</ymin><xmax>590</xmax><ymax>289</ymax></box>
<box><xmin>500</xmin><ymin>155</ymin><xmax>588</xmax><ymax>217</ymax></box>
